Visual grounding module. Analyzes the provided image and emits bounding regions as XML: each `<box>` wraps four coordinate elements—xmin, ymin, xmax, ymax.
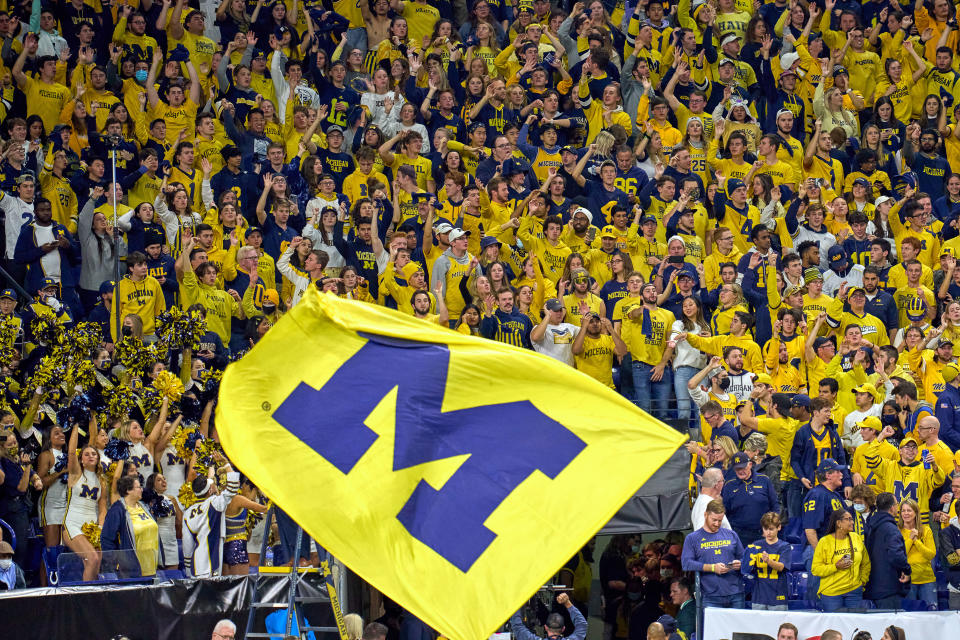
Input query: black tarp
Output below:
<box><xmin>0</xmin><ymin>572</ymin><xmax>333</xmax><ymax>640</ymax></box>
<box><xmin>601</xmin><ymin>446</ymin><xmax>691</xmax><ymax>534</ymax></box>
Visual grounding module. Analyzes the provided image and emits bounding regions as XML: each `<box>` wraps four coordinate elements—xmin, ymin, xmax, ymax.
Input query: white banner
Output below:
<box><xmin>704</xmin><ymin>607</ymin><xmax>959</xmax><ymax>640</ymax></box>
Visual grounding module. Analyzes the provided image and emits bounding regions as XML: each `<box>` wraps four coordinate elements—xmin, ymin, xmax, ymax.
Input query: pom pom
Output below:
<box><xmin>139</xmin><ymin>386</ymin><xmax>162</xmax><ymax>418</ymax></box>
<box><xmin>0</xmin><ymin>316</ymin><xmax>20</xmax><ymax>366</ymax></box>
<box><xmin>152</xmin><ymin>370</ymin><xmax>184</xmax><ymax>402</ymax></box>
<box><xmin>30</xmin><ymin>313</ymin><xmax>62</xmax><ymax>346</ymax></box>
<box><xmin>178</xmin><ymin>482</ymin><xmax>199</xmax><ymax>509</ymax></box>
<box><xmin>104</xmin><ymin>384</ymin><xmax>138</xmax><ymax>420</ymax></box>
<box><xmin>244</xmin><ymin>501</ymin><xmax>270</xmax><ymax>537</ymax></box>
<box><xmin>155</xmin><ymin>307</ymin><xmax>207</xmax><ymax>352</ymax></box>
<box><xmin>170</xmin><ymin>424</ymin><xmax>201</xmax><ymax>460</ymax></box>
<box><xmin>191</xmin><ymin>436</ymin><xmax>224</xmax><ymax>477</ymax></box>
<box><xmin>114</xmin><ymin>336</ymin><xmax>158</xmax><ymax>374</ymax></box>
<box><xmin>64</xmin><ymin>359</ymin><xmax>96</xmax><ymax>392</ymax></box>
<box><xmin>81</xmin><ymin>522</ymin><xmax>101</xmax><ymax>550</ymax></box>
<box><xmin>104</xmin><ymin>437</ymin><xmax>131</xmax><ymax>461</ymax></box>
<box><xmin>53</xmin><ymin>452</ymin><xmax>69</xmax><ymax>484</ymax></box>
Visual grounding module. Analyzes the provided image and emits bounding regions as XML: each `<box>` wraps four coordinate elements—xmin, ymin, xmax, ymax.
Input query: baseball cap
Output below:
<box><xmin>600</xmin><ymin>225</ymin><xmax>619</xmax><ymax>238</ymax></box>
<box><xmin>851</xmin><ymin>382</ymin><xmax>879</xmax><ymax>402</ymax></box>
<box><xmin>731</xmin><ymin>452</ymin><xmax>750</xmax><ymax>469</ymax></box>
<box><xmin>326</xmin><ymin>125</ymin><xmax>345</xmax><ymax>134</ymax></box>
<box><xmin>899</xmin><ymin>437</ymin><xmax>919</xmax><ymax>449</ymax></box>
<box><xmin>263</xmin><ymin>289</ymin><xmax>280</xmax><ymax>306</ymax></box>
<box><xmin>832</xmin><ymin>65</ymin><xmax>849</xmax><ymax>77</ymax></box>
<box><xmin>847</xmin><ymin>286</ymin><xmax>866</xmax><ymax>299</ymax></box>
<box><xmin>40</xmin><ymin>277</ymin><xmax>58</xmax><ymax>291</ymax></box>
<box><xmin>434</xmin><ymin>222</ymin><xmax>454</xmax><ymax>234</ymax></box>
<box><xmin>812</xmin><ymin>337</ymin><xmax>833</xmax><ymax>351</ymax></box>
<box><xmin>145</xmin><ymin>229</ymin><xmax>165</xmax><ymax>247</ymax></box>
<box><xmin>0</xmin><ymin>288</ymin><xmax>15</xmax><ymax>300</ymax></box>
<box><xmin>677</xmin><ymin>271</ymin><xmax>695</xmax><ymax>281</ymax></box>
<box><xmin>853</xmin><ymin>177</ymin><xmax>870</xmax><ymax>188</ymax></box>
<box><xmin>245</xmin><ymin>226</ymin><xmax>263</xmax><ymax>239</ymax></box>
<box><xmin>98</xmin><ymin>280</ymin><xmax>115</xmax><ymax>295</ymax></box>
<box><xmin>640</xmin><ymin>214</ymin><xmax>657</xmax><ymax>225</ymax></box>
<box><xmin>572</xmin><ymin>206</ymin><xmax>593</xmax><ymax>224</ymax></box>
<box><xmin>727</xmin><ymin>178</ymin><xmax>746</xmax><ymax>192</ymax></box>
<box><xmin>753</xmin><ymin>372</ymin><xmax>773</xmax><ymax>386</ymax></box>
<box><xmin>545</xmin><ymin>298</ymin><xmax>564</xmax><ymax>312</ymax></box>
<box><xmin>816</xmin><ymin>458</ymin><xmax>842</xmax><ymax>473</ymax></box>
<box><xmin>939</xmin><ymin>339</ymin><xmax>955</xmax><ymax>349</ymax></box>
<box><xmin>783</xmin><ymin>285</ymin><xmax>804</xmax><ymax>298</ymax></box>
<box><xmin>875</xmin><ymin>195</ymin><xmax>894</xmax><ymax>208</ymax></box>
<box><xmin>720</xmin><ymin>33</ymin><xmax>739</xmax><ymax>47</ymax></box>
<box><xmin>828</xmin><ymin>245</ymin><xmax>848</xmax><ymax>268</ymax></box>
<box><xmin>560</xmin><ymin>145</ymin><xmax>577</xmax><ymax>155</ymax></box>
<box><xmin>15</xmin><ymin>171</ymin><xmax>35</xmax><ymax>184</ymax></box>
<box><xmin>791</xmin><ymin>394</ymin><xmax>811</xmax><ymax>408</ymax></box>
<box><xmin>779</xmin><ymin>51</ymin><xmax>800</xmax><ymax>70</ymax></box>
<box><xmin>943</xmin><ymin>362</ymin><xmax>960</xmax><ymax>383</ymax></box>
<box><xmin>571</xmin><ymin>267</ymin><xmax>589</xmax><ymax>280</ymax></box>
<box><xmin>803</xmin><ymin>267</ymin><xmax>823</xmax><ymax>282</ymax></box>
<box><xmin>480</xmin><ymin>235</ymin><xmax>501</xmax><ymax>250</ymax></box>
<box><xmin>942</xmin><ymin>248</ymin><xmax>954</xmax><ymax>257</ymax></box>
<box><xmin>448</xmin><ymin>228</ymin><xmax>470</xmax><ymax>241</ymax></box>
<box><xmin>857</xmin><ymin>416</ymin><xmax>882</xmax><ymax>433</ymax></box>
<box><xmin>502</xmin><ymin>158</ymin><xmax>530</xmax><ymax>176</ymax></box>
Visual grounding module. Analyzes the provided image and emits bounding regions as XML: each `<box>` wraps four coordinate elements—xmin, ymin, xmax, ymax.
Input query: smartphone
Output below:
<box><xmin>668</xmin><ymin>255</ymin><xmax>684</xmax><ymax>264</ymax></box>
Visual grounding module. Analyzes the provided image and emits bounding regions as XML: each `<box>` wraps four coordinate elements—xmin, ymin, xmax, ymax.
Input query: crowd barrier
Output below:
<box><xmin>0</xmin><ymin>572</ymin><xmax>333</xmax><ymax>640</ymax></box>
<box><xmin>704</xmin><ymin>607</ymin><xmax>959</xmax><ymax>640</ymax></box>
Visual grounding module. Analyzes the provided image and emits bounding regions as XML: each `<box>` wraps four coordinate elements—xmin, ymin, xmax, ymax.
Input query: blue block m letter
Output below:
<box><xmin>272</xmin><ymin>336</ymin><xmax>586</xmax><ymax>572</ymax></box>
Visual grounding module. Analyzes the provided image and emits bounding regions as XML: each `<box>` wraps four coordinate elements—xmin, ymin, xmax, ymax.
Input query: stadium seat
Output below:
<box><xmin>899</xmin><ymin>599</ymin><xmax>931</xmax><ymax>611</ymax></box>
<box><xmin>157</xmin><ymin>569</ymin><xmax>185</xmax><ymax>580</ymax></box>
<box><xmin>789</xmin><ymin>544</ymin><xmax>806</xmax><ymax>570</ymax></box>
<box><xmin>0</xmin><ymin>518</ymin><xmax>15</xmax><ymax>550</ymax></box>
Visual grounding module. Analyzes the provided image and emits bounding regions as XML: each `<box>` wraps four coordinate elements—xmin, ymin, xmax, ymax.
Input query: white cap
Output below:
<box><xmin>448</xmin><ymin>228</ymin><xmax>470</xmax><ymax>241</ymax></box>
<box><xmin>721</xmin><ymin>33</ymin><xmax>739</xmax><ymax>46</ymax></box>
<box><xmin>875</xmin><ymin>195</ymin><xmax>894</xmax><ymax>208</ymax></box>
<box><xmin>572</xmin><ymin>206</ymin><xmax>593</xmax><ymax>224</ymax></box>
<box><xmin>434</xmin><ymin>222</ymin><xmax>454</xmax><ymax>234</ymax></box>
<box><xmin>779</xmin><ymin>51</ymin><xmax>800</xmax><ymax>71</ymax></box>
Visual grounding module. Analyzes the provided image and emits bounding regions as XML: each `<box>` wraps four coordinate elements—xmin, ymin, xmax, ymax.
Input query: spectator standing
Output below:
<box><xmin>899</xmin><ymin>498</ymin><xmax>938</xmax><ymax>607</ymax></box>
<box><xmin>681</xmin><ymin>499</ymin><xmax>744</xmax><ymax>612</ymax></box>
<box><xmin>812</xmin><ymin>509</ymin><xmax>871</xmax><ymax>612</ymax></box>
<box><xmin>720</xmin><ymin>452</ymin><xmax>778</xmax><ymax>545</ymax></box>
<box><xmin>864</xmin><ymin>492</ymin><xmax>912</xmax><ymax>609</ymax></box>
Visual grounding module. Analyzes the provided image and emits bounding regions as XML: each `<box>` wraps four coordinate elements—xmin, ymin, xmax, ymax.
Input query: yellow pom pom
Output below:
<box><xmin>178</xmin><ymin>481</ymin><xmax>199</xmax><ymax>509</ymax></box>
<box><xmin>152</xmin><ymin>370</ymin><xmax>185</xmax><ymax>401</ymax></box>
<box><xmin>81</xmin><ymin>522</ymin><xmax>101</xmax><ymax>550</ymax></box>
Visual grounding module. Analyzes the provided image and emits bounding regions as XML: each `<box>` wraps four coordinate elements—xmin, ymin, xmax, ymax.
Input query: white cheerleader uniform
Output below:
<box><xmin>128</xmin><ymin>442</ymin><xmax>154</xmax><ymax>477</ymax></box>
<box><xmin>183</xmin><ymin>472</ymin><xmax>239</xmax><ymax>577</ymax></box>
<box><xmin>63</xmin><ymin>470</ymin><xmax>102</xmax><ymax>539</ymax></box>
<box><xmin>158</xmin><ymin>445</ymin><xmax>187</xmax><ymax>499</ymax></box>
<box><xmin>39</xmin><ymin>449</ymin><xmax>68</xmax><ymax>527</ymax></box>
<box><xmin>155</xmin><ymin>496</ymin><xmax>179</xmax><ymax>566</ymax></box>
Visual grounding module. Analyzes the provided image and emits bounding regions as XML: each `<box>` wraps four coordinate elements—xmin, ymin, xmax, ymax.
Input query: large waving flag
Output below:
<box><xmin>217</xmin><ymin>291</ymin><xmax>686</xmax><ymax>640</ymax></box>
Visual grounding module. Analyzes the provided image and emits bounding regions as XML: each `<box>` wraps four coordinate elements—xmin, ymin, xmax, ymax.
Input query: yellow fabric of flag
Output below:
<box><xmin>217</xmin><ymin>290</ymin><xmax>686</xmax><ymax>640</ymax></box>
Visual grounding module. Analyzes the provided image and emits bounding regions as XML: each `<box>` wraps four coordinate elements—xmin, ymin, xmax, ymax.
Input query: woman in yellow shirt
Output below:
<box><xmin>875</xmin><ymin>56</ymin><xmax>927</xmax><ymax>125</ymax></box>
<box><xmin>899</xmin><ymin>498</ymin><xmax>937</xmax><ymax>605</ymax></box>
<box><xmin>811</xmin><ymin>509</ymin><xmax>870</xmax><ymax>611</ymax></box>
<box><xmin>454</xmin><ymin>303</ymin><xmax>481</xmax><ymax>335</ymax></box>
<box><xmin>710</xmin><ymin>283</ymin><xmax>748</xmax><ymax>336</ymax></box>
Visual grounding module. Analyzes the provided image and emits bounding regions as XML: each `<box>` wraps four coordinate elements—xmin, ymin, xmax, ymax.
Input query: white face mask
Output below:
<box><xmin>0</xmin><ymin>558</ymin><xmax>12</xmax><ymax>569</ymax></box>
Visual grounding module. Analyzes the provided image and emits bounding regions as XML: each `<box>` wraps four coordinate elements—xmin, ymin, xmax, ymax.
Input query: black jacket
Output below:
<box><xmin>864</xmin><ymin>510</ymin><xmax>911</xmax><ymax>600</ymax></box>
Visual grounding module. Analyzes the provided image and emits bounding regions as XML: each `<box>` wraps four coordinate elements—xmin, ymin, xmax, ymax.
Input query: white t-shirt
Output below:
<box><xmin>533</xmin><ymin>323</ymin><xmax>580</xmax><ymax>366</ymax></box>
<box><xmin>691</xmin><ymin>492</ymin><xmax>731</xmax><ymax>531</ymax></box>
<box><xmin>841</xmin><ymin>404</ymin><xmax>881</xmax><ymax>450</ymax></box>
<box><xmin>34</xmin><ymin>224</ymin><xmax>60</xmax><ymax>280</ymax></box>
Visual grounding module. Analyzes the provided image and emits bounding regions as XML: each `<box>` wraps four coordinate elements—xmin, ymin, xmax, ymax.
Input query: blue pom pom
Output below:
<box><xmin>104</xmin><ymin>437</ymin><xmax>132</xmax><ymax>461</ymax></box>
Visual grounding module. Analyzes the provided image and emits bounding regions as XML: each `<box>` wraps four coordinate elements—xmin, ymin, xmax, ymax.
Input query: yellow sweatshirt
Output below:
<box><xmin>903</xmin><ymin>525</ymin><xmax>937</xmax><ymax>585</ymax></box>
<box><xmin>811</xmin><ymin>532</ymin><xmax>871</xmax><ymax>597</ymax></box>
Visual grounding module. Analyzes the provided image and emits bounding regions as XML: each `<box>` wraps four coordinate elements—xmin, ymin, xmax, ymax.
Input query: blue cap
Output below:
<box><xmin>817</xmin><ymin>458</ymin><xmax>842</xmax><ymax>473</ymax></box>
<box><xmin>731</xmin><ymin>452</ymin><xmax>750</xmax><ymax>469</ymax></box>
<box><xmin>480</xmin><ymin>235</ymin><xmax>501</xmax><ymax>250</ymax></box>
<box><xmin>827</xmin><ymin>245</ymin><xmax>848</xmax><ymax>267</ymax></box>
<box><xmin>502</xmin><ymin>157</ymin><xmax>530</xmax><ymax>176</ymax></box>
<box><xmin>640</xmin><ymin>214</ymin><xmax>657</xmax><ymax>225</ymax></box>
<box><xmin>727</xmin><ymin>178</ymin><xmax>746</xmax><ymax>192</ymax></box>
<box><xmin>0</xmin><ymin>288</ymin><xmax>15</xmax><ymax>300</ymax></box>
<box><xmin>245</xmin><ymin>226</ymin><xmax>263</xmax><ymax>238</ymax></box>
<box><xmin>791</xmin><ymin>393</ymin><xmax>811</xmax><ymax>408</ymax></box>
<box><xmin>98</xmin><ymin>280</ymin><xmax>115</xmax><ymax>295</ymax></box>
<box><xmin>853</xmin><ymin>177</ymin><xmax>870</xmax><ymax>188</ymax></box>
<box><xmin>40</xmin><ymin>277</ymin><xmax>58</xmax><ymax>290</ymax></box>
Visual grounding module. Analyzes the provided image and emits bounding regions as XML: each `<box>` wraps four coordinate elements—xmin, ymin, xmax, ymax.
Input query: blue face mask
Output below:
<box><xmin>135</xmin><ymin>69</ymin><xmax>148</xmax><ymax>83</ymax></box>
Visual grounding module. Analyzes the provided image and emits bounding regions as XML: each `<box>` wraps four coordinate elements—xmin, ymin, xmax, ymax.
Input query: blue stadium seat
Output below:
<box><xmin>157</xmin><ymin>569</ymin><xmax>185</xmax><ymax>580</ymax></box>
<box><xmin>0</xmin><ymin>518</ymin><xmax>15</xmax><ymax>550</ymax></box>
<box><xmin>899</xmin><ymin>599</ymin><xmax>931</xmax><ymax>611</ymax></box>
<box><xmin>789</xmin><ymin>544</ymin><xmax>806</xmax><ymax>570</ymax></box>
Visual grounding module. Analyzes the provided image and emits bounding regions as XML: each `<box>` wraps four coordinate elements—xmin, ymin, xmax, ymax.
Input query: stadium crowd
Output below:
<box><xmin>3</xmin><ymin>0</ymin><xmax>960</xmax><ymax>636</ymax></box>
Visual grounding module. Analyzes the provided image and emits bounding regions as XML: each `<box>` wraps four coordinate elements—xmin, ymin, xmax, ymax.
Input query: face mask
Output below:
<box><xmin>882</xmin><ymin>414</ymin><xmax>899</xmax><ymax>427</ymax></box>
<box><xmin>660</xmin><ymin>568</ymin><xmax>674</xmax><ymax>579</ymax></box>
<box><xmin>263</xmin><ymin>304</ymin><xmax>276</xmax><ymax>315</ymax></box>
<box><xmin>135</xmin><ymin>69</ymin><xmax>148</xmax><ymax>83</ymax></box>
<box><xmin>121</xmin><ymin>326</ymin><xmax>133</xmax><ymax>337</ymax></box>
<box><xmin>627</xmin><ymin>591</ymin><xmax>642</xmax><ymax>601</ymax></box>
<box><xmin>853</xmin><ymin>503</ymin><xmax>866</xmax><ymax>513</ymax></box>
<box><xmin>98</xmin><ymin>359</ymin><xmax>111</xmax><ymax>370</ymax></box>
<box><xmin>718</xmin><ymin>377</ymin><xmax>731</xmax><ymax>391</ymax></box>
<box><xmin>0</xmin><ymin>559</ymin><xmax>11</xmax><ymax>570</ymax></box>
<box><xmin>6</xmin><ymin>446</ymin><xmax>17</xmax><ymax>458</ymax></box>
<box><xmin>631</xmin><ymin>544</ymin><xmax>640</xmax><ymax>554</ymax></box>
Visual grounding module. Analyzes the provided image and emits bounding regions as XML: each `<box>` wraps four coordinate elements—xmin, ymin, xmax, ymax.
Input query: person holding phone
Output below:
<box><xmin>681</xmin><ymin>499</ymin><xmax>745</xmax><ymax>616</ymax></box>
<box><xmin>812</xmin><ymin>508</ymin><xmax>871</xmax><ymax>612</ymax></box>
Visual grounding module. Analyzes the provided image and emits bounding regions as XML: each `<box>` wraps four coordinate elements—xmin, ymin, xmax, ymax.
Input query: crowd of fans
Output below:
<box><xmin>4</xmin><ymin>0</ymin><xmax>960</xmax><ymax>636</ymax></box>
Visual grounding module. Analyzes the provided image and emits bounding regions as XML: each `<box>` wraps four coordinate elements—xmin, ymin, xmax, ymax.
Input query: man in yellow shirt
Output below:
<box><xmin>111</xmin><ymin>252</ymin><xmax>166</xmax><ymax>341</ymax></box>
<box><xmin>11</xmin><ymin>35</ymin><xmax>69</xmax><ymax>133</ymax></box>
<box><xmin>621</xmin><ymin>282</ymin><xmax>674</xmax><ymax>419</ymax></box>
<box><xmin>562</xmin><ymin>268</ymin><xmax>604</xmax><ymax>327</ymax></box>
<box><xmin>572</xmin><ymin>311</ymin><xmax>628</xmax><ymax>389</ymax></box>
<box><xmin>145</xmin><ymin>47</ymin><xmax>201</xmax><ymax>145</ymax></box>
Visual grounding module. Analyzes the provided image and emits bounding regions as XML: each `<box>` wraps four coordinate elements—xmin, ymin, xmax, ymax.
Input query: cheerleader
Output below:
<box><xmin>36</xmin><ymin>426</ymin><xmax>68</xmax><ymax>543</ymax></box>
<box><xmin>120</xmin><ymin>397</ymin><xmax>168</xmax><ymax>479</ymax></box>
<box><xmin>145</xmin><ymin>473</ymin><xmax>182</xmax><ymax>570</ymax></box>
<box><xmin>153</xmin><ymin>415</ymin><xmax>188</xmax><ymax>500</ymax></box>
<box><xmin>222</xmin><ymin>476</ymin><xmax>270</xmax><ymax>575</ymax></box>
<box><xmin>183</xmin><ymin>461</ymin><xmax>240</xmax><ymax>578</ymax></box>
<box><xmin>62</xmin><ymin>418</ymin><xmax>107</xmax><ymax>582</ymax></box>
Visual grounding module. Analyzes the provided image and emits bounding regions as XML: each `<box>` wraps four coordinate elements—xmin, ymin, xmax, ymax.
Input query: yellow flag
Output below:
<box><xmin>217</xmin><ymin>291</ymin><xmax>686</xmax><ymax>640</ymax></box>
